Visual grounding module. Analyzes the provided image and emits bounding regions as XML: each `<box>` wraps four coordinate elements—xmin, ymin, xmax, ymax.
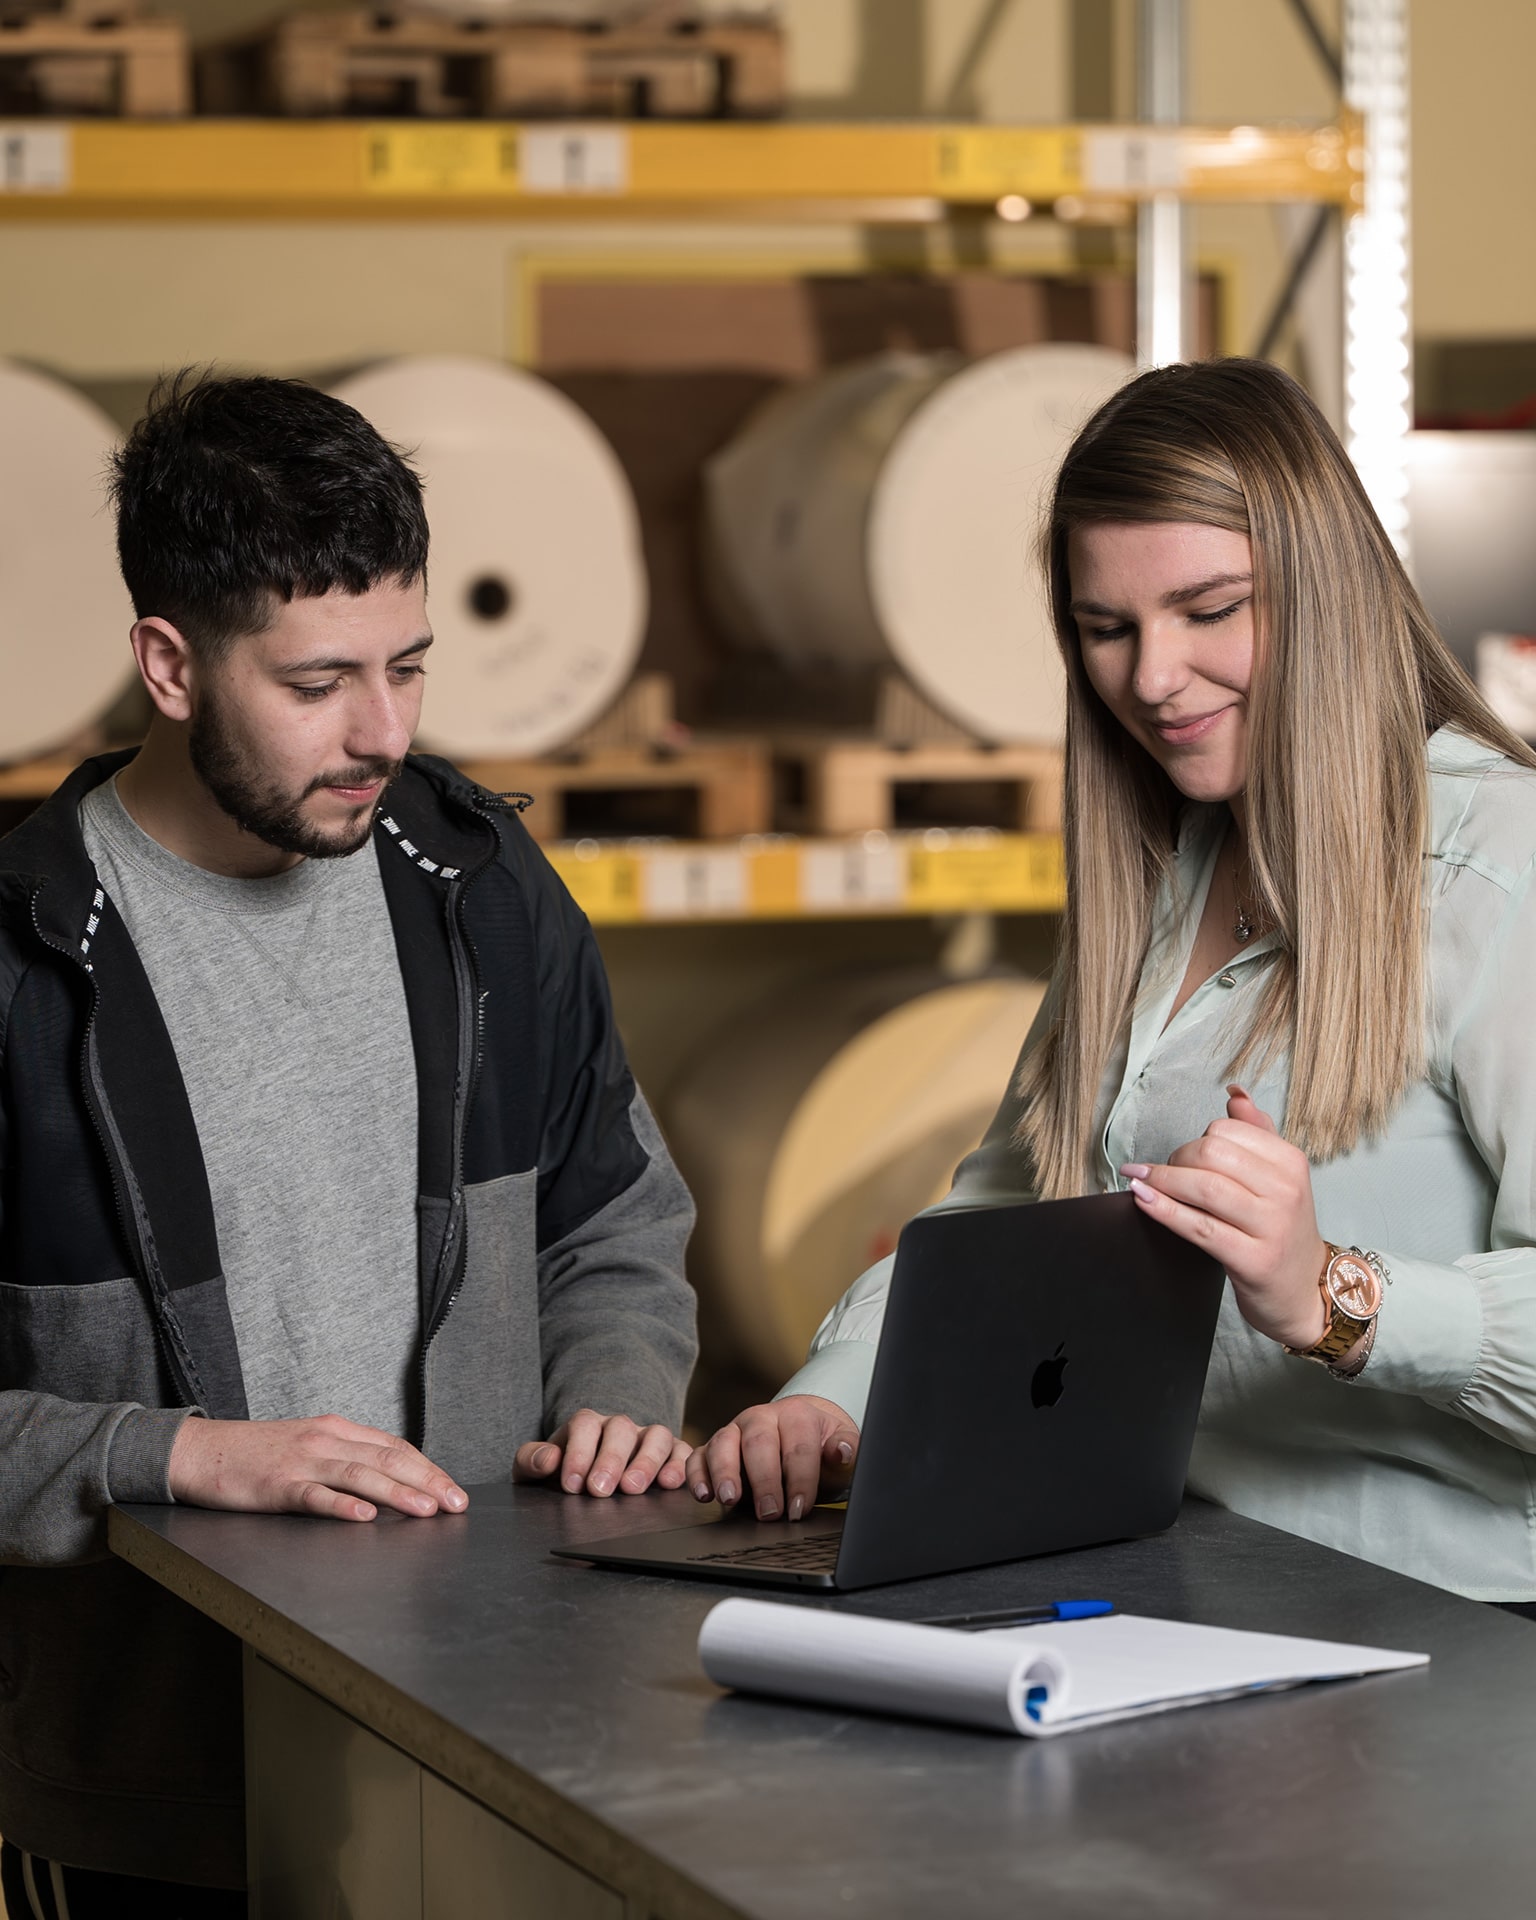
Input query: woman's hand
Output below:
<box><xmin>686</xmin><ymin>1395</ymin><xmax>861</xmax><ymax>1522</ymax></box>
<box><xmin>513</xmin><ymin>1410</ymin><xmax>691</xmax><ymax>1497</ymax></box>
<box><xmin>1121</xmin><ymin>1085</ymin><xmax>1330</xmax><ymax>1350</ymax></box>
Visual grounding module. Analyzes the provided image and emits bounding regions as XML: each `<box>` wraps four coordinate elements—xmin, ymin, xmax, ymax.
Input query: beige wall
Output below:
<box><xmin>1411</xmin><ymin>0</ymin><xmax>1536</xmax><ymax>338</ymax></box>
<box><xmin>0</xmin><ymin>223</ymin><xmax>514</xmax><ymax>379</ymax></box>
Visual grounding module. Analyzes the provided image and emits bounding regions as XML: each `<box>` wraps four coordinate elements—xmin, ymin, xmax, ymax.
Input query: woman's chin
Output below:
<box><xmin>1160</xmin><ymin>762</ymin><xmax>1246</xmax><ymax>808</ymax></box>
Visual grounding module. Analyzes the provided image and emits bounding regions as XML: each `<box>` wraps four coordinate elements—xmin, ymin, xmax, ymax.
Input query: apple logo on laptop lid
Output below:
<box><xmin>1031</xmin><ymin>1343</ymin><xmax>1069</xmax><ymax>1410</ymax></box>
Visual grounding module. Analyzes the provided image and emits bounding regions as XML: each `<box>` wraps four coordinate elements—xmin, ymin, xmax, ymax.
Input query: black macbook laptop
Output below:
<box><xmin>553</xmin><ymin>1191</ymin><xmax>1225</xmax><ymax>1592</ymax></box>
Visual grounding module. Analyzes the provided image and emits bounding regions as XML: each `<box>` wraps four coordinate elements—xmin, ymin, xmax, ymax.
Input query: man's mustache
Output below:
<box><xmin>304</xmin><ymin>760</ymin><xmax>402</xmax><ymax>797</ymax></box>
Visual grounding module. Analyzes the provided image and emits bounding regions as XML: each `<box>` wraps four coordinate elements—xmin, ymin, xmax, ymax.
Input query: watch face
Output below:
<box><xmin>1328</xmin><ymin>1253</ymin><xmax>1381</xmax><ymax>1318</ymax></box>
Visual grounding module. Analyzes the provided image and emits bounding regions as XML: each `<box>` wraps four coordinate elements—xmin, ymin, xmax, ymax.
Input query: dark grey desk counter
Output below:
<box><xmin>110</xmin><ymin>1487</ymin><xmax>1536</xmax><ymax>1919</ymax></box>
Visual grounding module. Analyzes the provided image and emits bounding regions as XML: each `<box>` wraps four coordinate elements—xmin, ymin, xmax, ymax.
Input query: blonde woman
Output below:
<box><xmin>687</xmin><ymin>357</ymin><xmax>1536</xmax><ymax>1602</ymax></box>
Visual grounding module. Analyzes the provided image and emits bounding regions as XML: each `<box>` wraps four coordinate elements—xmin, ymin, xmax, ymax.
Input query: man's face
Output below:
<box><xmin>188</xmin><ymin>579</ymin><xmax>431</xmax><ymax>860</ymax></box>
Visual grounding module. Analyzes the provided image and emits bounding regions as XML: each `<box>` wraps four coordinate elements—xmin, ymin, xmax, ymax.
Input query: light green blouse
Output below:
<box><xmin>778</xmin><ymin>729</ymin><xmax>1536</xmax><ymax>1600</ymax></box>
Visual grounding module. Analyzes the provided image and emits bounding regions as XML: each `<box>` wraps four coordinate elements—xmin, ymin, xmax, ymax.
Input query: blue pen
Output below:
<box><xmin>911</xmin><ymin>1599</ymin><xmax>1115</xmax><ymax>1632</ymax></box>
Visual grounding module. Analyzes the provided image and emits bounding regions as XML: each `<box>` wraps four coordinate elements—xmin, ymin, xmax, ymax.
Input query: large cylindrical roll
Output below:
<box><xmin>703</xmin><ymin>343</ymin><xmax>1131</xmax><ymax>744</ymax></box>
<box><xmin>0</xmin><ymin>361</ymin><xmax>135</xmax><ymax>764</ymax></box>
<box><xmin>330</xmin><ymin>355</ymin><xmax>647</xmax><ymax>759</ymax></box>
<box><xmin>665</xmin><ymin>970</ymin><xmax>1047</xmax><ymax>1386</ymax></box>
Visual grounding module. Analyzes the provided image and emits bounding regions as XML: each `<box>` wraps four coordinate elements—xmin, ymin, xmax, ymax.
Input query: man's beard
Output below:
<box><xmin>188</xmin><ymin>690</ymin><xmax>401</xmax><ymax>860</ymax></box>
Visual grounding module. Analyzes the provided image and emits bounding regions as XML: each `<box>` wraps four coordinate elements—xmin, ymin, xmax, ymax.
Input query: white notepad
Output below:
<box><xmin>698</xmin><ymin>1600</ymin><xmax>1429</xmax><ymax>1738</ymax></box>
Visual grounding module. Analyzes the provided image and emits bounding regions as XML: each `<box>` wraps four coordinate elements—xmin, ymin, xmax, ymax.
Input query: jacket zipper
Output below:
<box><xmin>413</xmin><ymin>808</ymin><xmax>498</xmax><ymax>1430</ymax></box>
<box><xmin>28</xmin><ymin>884</ymin><xmax>202</xmax><ymax>1408</ymax></box>
<box><xmin>424</xmin><ymin>875</ymin><xmax>477</xmax><ymax>1348</ymax></box>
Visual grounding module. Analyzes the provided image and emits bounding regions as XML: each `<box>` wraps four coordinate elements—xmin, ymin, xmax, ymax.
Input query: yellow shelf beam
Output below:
<box><xmin>547</xmin><ymin>831</ymin><xmax>1065</xmax><ymax>925</ymax></box>
<box><xmin>0</xmin><ymin>117</ymin><xmax>1361</xmax><ymax>220</ymax></box>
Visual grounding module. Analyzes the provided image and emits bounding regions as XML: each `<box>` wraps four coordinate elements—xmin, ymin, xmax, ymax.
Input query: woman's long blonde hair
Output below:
<box><xmin>1018</xmin><ymin>358</ymin><xmax>1536</xmax><ymax>1198</ymax></box>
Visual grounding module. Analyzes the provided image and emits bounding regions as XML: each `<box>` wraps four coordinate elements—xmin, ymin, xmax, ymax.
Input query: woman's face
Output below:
<box><xmin>1067</xmin><ymin>520</ymin><xmax>1255</xmax><ymax>807</ymax></box>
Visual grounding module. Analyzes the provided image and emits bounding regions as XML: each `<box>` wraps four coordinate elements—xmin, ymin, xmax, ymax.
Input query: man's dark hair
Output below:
<box><xmin>110</xmin><ymin>369</ymin><xmax>429</xmax><ymax>658</ymax></box>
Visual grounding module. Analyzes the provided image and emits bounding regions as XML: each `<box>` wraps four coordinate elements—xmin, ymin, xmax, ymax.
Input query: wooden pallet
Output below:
<box><xmin>582</xmin><ymin>10</ymin><xmax>783</xmax><ymax>119</ymax></box>
<box><xmin>200</xmin><ymin>5</ymin><xmax>783</xmax><ymax>120</ymax></box>
<box><xmin>778</xmin><ymin>739</ymin><xmax>1064</xmax><ymax>839</ymax></box>
<box><xmin>0</xmin><ymin>735</ymin><xmax>772</xmax><ymax>844</ymax></box>
<box><xmin>200</xmin><ymin>11</ymin><xmax>587</xmax><ymax>119</ymax></box>
<box><xmin>0</xmin><ymin>7</ymin><xmax>188</xmax><ymax>115</ymax></box>
<box><xmin>458</xmin><ymin>739</ymin><xmax>772</xmax><ymax>844</ymax></box>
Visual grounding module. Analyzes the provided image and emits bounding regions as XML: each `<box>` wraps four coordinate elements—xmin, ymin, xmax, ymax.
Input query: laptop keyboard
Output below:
<box><xmin>692</xmin><ymin>1535</ymin><xmax>842</xmax><ymax>1572</ymax></box>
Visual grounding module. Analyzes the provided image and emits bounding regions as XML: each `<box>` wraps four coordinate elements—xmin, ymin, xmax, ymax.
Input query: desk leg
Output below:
<box><xmin>244</xmin><ymin>1650</ymin><xmax>423</xmax><ymax>1920</ymax></box>
<box><xmin>244</xmin><ymin>1649</ymin><xmax>635</xmax><ymax>1919</ymax></box>
<box><xmin>422</xmin><ymin>1772</ymin><xmax>624</xmax><ymax>1919</ymax></box>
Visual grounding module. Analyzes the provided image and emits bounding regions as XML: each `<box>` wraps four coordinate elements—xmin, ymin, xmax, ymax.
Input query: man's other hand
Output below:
<box><xmin>686</xmin><ymin>1395</ymin><xmax>860</xmax><ymax>1522</ymax></box>
<box><xmin>168</xmin><ymin>1413</ymin><xmax>469</xmax><ymax>1522</ymax></box>
<box><xmin>513</xmin><ymin>1410</ymin><xmax>690</xmax><ymax>1497</ymax></box>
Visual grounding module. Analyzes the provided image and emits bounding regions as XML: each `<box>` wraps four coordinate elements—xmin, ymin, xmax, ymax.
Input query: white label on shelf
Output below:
<box><xmin>643</xmin><ymin>849</ymin><xmax>748</xmax><ymax>919</ymax></box>
<box><xmin>0</xmin><ymin>127</ymin><xmax>71</xmax><ymax>193</ymax></box>
<box><xmin>1083</xmin><ymin>130</ymin><xmax>1186</xmax><ymax>193</ymax></box>
<box><xmin>800</xmin><ymin>842</ymin><xmax>906</xmax><ymax>912</ymax></box>
<box><xmin>519</xmin><ymin>127</ymin><xmax>630</xmax><ymax>195</ymax></box>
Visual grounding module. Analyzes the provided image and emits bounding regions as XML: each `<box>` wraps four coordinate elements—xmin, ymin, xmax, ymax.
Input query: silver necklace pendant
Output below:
<box><xmin>1233</xmin><ymin>906</ymin><xmax>1255</xmax><ymax>944</ymax></box>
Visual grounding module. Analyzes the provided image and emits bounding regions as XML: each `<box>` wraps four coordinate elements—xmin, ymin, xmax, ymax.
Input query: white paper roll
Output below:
<box><xmin>705</xmin><ymin>344</ymin><xmax>1131</xmax><ymax>743</ymax></box>
<box><xmin>704</xmin><ymin>354</ymin><xmax>956</xmax><ymax>674</ymax></box>
<box><xmin>0</xmin><ymin>362</ymin><xmax>134</xmax><ymax>763</ymax></box>
<box><xmin>699</xmin><ymin>1598</ymin><xmax>1067</xmax><ymax>1736</ymax></box>
<box><xmin>330</xmin><ymin>356</ymin><xmax>647</xmax><ymax>758</ymax></box>
<box><xmin>870</xmin><ymin>344</ymin><xmax>1131</xmax><ymax>743</ymax></box>
<box><xmin>665</xmin><ymin>971</ymin><xmax>1047</xmax><ymax>1383</ymax></box>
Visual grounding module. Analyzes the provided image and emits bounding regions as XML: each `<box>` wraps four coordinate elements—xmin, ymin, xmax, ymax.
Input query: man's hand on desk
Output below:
<box><xmin>168</xmin><ymin>1414</ymin><xmax>469</xmax><ymax>1522</ymax></box>
<box><xmin>512</xmin><ymin>1410</ymin><xmax>691</xmax><ymax>1497</ymax></box>
<box><xmin>687</xmin><ymin>1395</ymin><xmax>860</xmax><ymax>1522</ymax></box>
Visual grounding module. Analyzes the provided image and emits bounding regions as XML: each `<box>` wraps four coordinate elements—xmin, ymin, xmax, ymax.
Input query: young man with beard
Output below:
<box><xmin>0</xmin><ymin>373</ymin><xmax>697</xmax><ymax>1915</ymax></box>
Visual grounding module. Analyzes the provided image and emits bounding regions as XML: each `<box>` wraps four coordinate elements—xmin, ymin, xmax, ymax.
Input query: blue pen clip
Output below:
<box><xmin>912</xmin><ymin>1598</ymin><xmax>1115</xmax><ymax>1631</ymax></box>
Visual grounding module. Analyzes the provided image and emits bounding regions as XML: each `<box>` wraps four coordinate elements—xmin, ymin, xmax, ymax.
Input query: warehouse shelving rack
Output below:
<box><xmin>0</xmin><ymin>0</ymin><xmax>1408</xmax><ymax>926</ymax></box>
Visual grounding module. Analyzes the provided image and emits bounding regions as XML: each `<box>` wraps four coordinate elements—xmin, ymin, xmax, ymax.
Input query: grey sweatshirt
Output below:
<box><xmin>80</xmin><ymin>776</ymin><xmax>420</xmax><ymax>1436</ymax></box>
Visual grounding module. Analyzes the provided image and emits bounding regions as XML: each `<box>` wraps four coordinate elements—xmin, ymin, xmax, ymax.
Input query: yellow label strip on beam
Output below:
<box><xmin>546</xmin><ymin>834</ymin><xmax>1066</xmax><ymax>926</ymax></box>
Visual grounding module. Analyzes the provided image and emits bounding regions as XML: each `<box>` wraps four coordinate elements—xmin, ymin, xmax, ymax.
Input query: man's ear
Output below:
<box><xmin>130</xmin><ymin>617</ymin><xmax>198</xmax><ymax>723</ymax></box>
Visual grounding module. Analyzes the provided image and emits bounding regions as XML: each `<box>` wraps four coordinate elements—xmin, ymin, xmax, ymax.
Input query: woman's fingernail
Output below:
<box><xmin>1129</xmin><ymin>1176</ymin><xmax>1155</xmax><ymax>1200</ymax></box>
<box><xmin>717</xmin><ymin>1480</ymin><xmax>738</xmax><ymax>1506</ymax></box>
<box><xmin>789</xmin><ymin>1495</ymin><xmax>805</xmax><ymax>1521</ymax></box>
<box><xmin>1226</xmin><ymin>1083</ymin><xmax>1248</xmax><ymax>1098</ymax></box>
<box><xmin>1120</xmin><ymin>1163</ymin><xmax>1151</xmax><ymax>1181</ymax></box>
<box><xmin>693</xmin><ymin>1481</ymin><xmax>712</xmax><ymax>1502</ymax></box>
<box><xmin>756</xmin><ymin>1497</ymin><xmax>780</xmax><ymax>1520</ymax></box>
<box><xmin>837</xmin><ymin>1440</ymin><xmax>853</xmax><ymax>1463</ymax></box>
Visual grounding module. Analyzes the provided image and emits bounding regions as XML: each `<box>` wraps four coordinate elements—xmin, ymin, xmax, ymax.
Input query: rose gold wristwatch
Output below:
<box><xmin>1284</xmin><ymin>1244</ymin><xmax>1388</xmax><ymax>1376</ymax></box>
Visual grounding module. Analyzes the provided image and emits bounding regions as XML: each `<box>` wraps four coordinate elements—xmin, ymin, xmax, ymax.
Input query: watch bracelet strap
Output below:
<box><xmin>1283</xmin><ymin>1243</ymin><xmax>1386</xmax><ymax>1371</ymax></box>
<box><xmin>1330</xmin><ymin>1314</ymin><xmax>1377</xmax><ymax>1380</ymax></box>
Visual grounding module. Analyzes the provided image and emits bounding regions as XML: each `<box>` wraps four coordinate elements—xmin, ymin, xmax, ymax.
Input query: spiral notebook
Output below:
<box><xmin>698</xmin><ymin>1601</ymin><xmax>1428</xmax><ymax>1737</ymax></box>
